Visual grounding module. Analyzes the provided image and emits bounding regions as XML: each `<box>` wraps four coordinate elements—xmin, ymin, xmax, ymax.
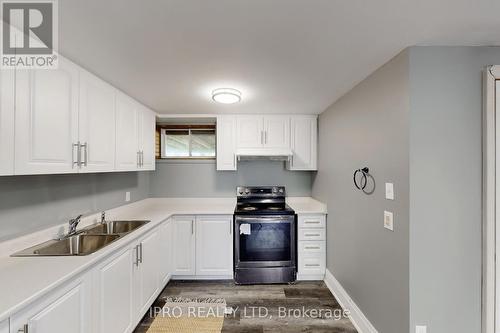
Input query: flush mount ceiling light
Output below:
<box><xmin>212</xmin><ymin>88</ymin><xmax>242</xmax><ymax>104</ymax></box>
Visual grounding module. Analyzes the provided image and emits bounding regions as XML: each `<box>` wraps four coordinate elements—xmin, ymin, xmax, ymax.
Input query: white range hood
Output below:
<box><xmin>236</xmin><ymin>148</ymin><xmax>293</xmax><ymax>162</ymax></box>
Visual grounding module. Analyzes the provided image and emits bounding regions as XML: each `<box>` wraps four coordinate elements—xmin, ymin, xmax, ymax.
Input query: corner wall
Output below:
<box><xmin>312</xmin><ymin>50</ymin><xmax>410</xmax><ymax>333</ymax></box>
<box><xmin>408</xmin><ymin>46</ymin><xmax>500</xmax><ymax>333</ymax></box>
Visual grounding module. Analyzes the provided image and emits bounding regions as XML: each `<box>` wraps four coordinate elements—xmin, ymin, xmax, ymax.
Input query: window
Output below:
<box><xmin>159</xmin><ymin>126</ymin><xmax>216</xmax><ymax>159</ymax></box>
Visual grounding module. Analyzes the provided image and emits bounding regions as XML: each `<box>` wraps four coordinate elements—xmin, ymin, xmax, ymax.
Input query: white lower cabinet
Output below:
<box><xmin>159</xmin><ymin>218</ymin><xmax>173</xmax><ymax>285</ymax></box>
<box><xmin>195</xmin><ymin>216</ymin><xmax>233</xmax><ymax>276</ymax></box>
<box><xmin>133</xmin><ymin>230</ymin><xmax>161</xmax><ymax>319</ymax></box>
<box><xmin>172</xmin><ymin>216</ymin><xmax>196</xmax><ymax>275</ymax></box>
<box><xmin>92</xmin><ymin>248</ymin><xmax>134</xmax><ymax>333</ymax></box>
<box><xmin>297</xmin><ymin>214</ymin><xmax>326</xmax><ymax>280</ymax></box>
<box><xmin>172</xmin><ymin>215</ymin><xmax>234</xmax><ymax>278</ymax></box>
<box><xmin>10</xmin><ymin>275</ymin><xmax>91</xmax><ymax>333</ymax></box>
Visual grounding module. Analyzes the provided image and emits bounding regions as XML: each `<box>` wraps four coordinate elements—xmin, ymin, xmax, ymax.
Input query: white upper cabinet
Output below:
<box><xmin>287</xmin><ymin>115</ymin><xmax>317</xmax><ymax>170</ymax></box>
<box><xmin>216</xmin><ymin>115</ymin><xmax>237</xmax><ymax>170</ymax></box>
<box><xmin>115</xmin><ymin>93</ymin><xmax>139</xmax><ymax>171</ymax></box>
<box><xmin>263</xmin><ymin>115</ymin><xmax>290</xmax><ymax>149</ymax></box>
<box><xmin>236</xmin><ymin>115</ymin><xmax>263</xmax><ymax>148</ymax></box>
<box><xmin>0</xmin><ymin>69</ymin><xmax>15</xmax><ymax>176</ymax></box>
<box><xmin>15</xmin><ymin>58</ymin><xmax>79</xmax><ymax>175</ymax></box>
<box><xmin>138</xmin><ymin>107</ymin><xmax>156</xmax><ymax>171</ymax></box>
<box><xmin>78</xmin><ymin>69</ymin><xmax>116</xmax><ymax>173</ymax></box>
<box><xmin>236</xmin><ymin>115</ymin><xmax>290</xmax><ymax>150</ymax></box>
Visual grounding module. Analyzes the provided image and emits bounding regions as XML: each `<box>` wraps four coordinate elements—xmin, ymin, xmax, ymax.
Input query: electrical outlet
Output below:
<box><xmin>416</xmin><ymin>325</ymin><xmax>427</xmax><ymax>333</ymax></box>
<box><xmin>385</xmin><ymin>182</ymin><xmax>394</xmax><ymax>200</ymax></box>
<box><xmin>125</xmin><ymin>191</ymin><xmax>131</xmax><ymax>202</ymax></box>
<box><xmin>384</xmin><ymin>211</ymin><xmax>394</xmax><ymax>231</ymax></box>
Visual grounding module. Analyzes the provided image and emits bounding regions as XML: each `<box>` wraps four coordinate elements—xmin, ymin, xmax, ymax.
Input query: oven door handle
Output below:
<box><xmin>235</xmin><ymin>216</ymin><xmax>293</xmax><ymax>222</ymax></box>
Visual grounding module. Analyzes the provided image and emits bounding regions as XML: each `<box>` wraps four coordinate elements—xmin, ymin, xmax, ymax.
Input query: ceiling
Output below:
<box><xmin>59</xmin><ymin>0</ymin><xmax>500</xmax><ymax>115</ymax></box>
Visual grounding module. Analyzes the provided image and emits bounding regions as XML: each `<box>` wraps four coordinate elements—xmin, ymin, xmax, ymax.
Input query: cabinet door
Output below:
<box><xmin>236</xmin><ymin>115</ymin><xmax>263</xmax><ymax>148</ymax></box>
<box><xmin>11</xmin><ymin>277</ymin><xmax>90</xmax><ymax>333</ymax></box>
<box><xmin>263</xmin><ymin>115</ymin><xmax>290</xmax><ymax>149</ymax></box>
<box><xmin>0</xmin><ymin>69</ymin><xmax>15</xmax><ymax>176</ymax></box>
<box><xmin>216</xmin><ymin>115</ymin><xmax>237</xmax><ymax>170</ymax></box>
<box><xmin>93</xmin><ymin>248</ymin><xmax>133</xmax><ymax>333</ymax></box>
<box><xmin>196</xmin><ymin>216</ymin><xmax>233</xmax><ymax>276</ymax></box>
<box><xmin>15</xmin><ymin>58</ymin><xmax>79</xmax><ymax>175</ymax></box>
<box><xmin>0</xmin><ymin>319</ymin><xmax>8</xmax><ymax>333</ymax></box>
<box><xmin>115</xmin><ymin>93</ymin><xmax>139</xmax><ymax>171</ymax></box>
<box><xmin>159</xmin><ymin>219</ymin><xmax>173</xmax><ymax>285</ymax></box>
<box><xmin>288</xmin><ymin>115</ymin><xmax>317</xmax><ymax>170</ymax></box>
<box><xmin>138</xmin><ymin>108</ymin><xmax>156</xmax><ymax>170</ymax></box>
<box><xmin>172</xmin><ymin>216</ymin><xmax>196</xmax><ymax>276</ymax></box>
<box><xmin>79</xmin><ymin>70</ymin><xmax>116</xmax><ymax>173</ymax></box>
<box><xmin>135</xmin><ymin>230</ymin><xmax>161</xmax><ymax>317</ymax></box>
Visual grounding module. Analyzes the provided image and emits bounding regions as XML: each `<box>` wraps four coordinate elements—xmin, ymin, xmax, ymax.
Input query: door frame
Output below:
<box><xmin>483</xmin><ymin>65</ymin><xmax>500</xmax><ymax>333</ymax></box>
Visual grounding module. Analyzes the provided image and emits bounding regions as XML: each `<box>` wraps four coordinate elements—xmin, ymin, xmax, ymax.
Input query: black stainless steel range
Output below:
<box><xmin>234</xmin><ymin>186</ymin><xmax>297</xmax><ymax>284</ymax></box>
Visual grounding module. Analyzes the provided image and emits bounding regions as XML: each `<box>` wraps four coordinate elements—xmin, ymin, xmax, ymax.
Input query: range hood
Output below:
<box><xmin>236</xmin><ymin>148</ymin><xmax>293</xmax><ymax>162</ymax></box>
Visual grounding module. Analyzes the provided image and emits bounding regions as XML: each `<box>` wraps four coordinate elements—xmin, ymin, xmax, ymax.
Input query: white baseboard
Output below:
<box><xmin>324</xmin><ymin>269</ymin><xmax>378</xmax><ymax>333</ymax></box>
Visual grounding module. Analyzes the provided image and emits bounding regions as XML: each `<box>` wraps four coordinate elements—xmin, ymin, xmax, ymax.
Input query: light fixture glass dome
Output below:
<box><xmin>212</xmin><ymin>88</ymin><xmax>242</xmax><ymax>104</ymax></box>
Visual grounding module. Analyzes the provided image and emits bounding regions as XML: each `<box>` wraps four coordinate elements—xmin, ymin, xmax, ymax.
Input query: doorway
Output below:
<box><xmin>483</xmin><ymin>65</ymin><xmax>500</xmax><ymax>333</ymax></box>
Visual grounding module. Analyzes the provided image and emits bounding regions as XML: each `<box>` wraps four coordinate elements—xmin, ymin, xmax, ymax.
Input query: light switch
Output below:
<box><xmin>384</xmin><ymin>211</ymin><xmax>394</xmax><ymax>231</ymax></box>
<box><xmin>416</xmin><ymin>325</ymin><xmax>427</xmax><ymax>333</ymax></box>
<box><xmin>385</xmin><ymin>183</ymin><xmax>394</xmax><ymax>200</ymax></box>
<box><xmin>125</xmin><ymin>191</ymin><xmax>131</xmax><ymax>202</ymax></box>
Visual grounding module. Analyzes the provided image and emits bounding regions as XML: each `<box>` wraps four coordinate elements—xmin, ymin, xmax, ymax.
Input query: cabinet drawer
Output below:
<box><xmin>298</xmin><ymin>255</ymin><xmax>325</xmax><ymax>276</ymax></box>
<box><xmin>298</xmin><ymin>215</ymin><xmax>326</xmax><ymax>229</ymax></box>
<box><xmin>298</xmin><ymin>241</ymin><xmax>325</xmax><ymax>254</ymax></box>
<box><xmin>298</xmin><ymin>228</ymin><xmax>326</xmax><ymax>241</ymax></box>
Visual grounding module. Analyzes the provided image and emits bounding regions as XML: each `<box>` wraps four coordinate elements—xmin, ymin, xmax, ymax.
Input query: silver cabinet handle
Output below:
<box><xmin>305</xmin><ymin>264</ymin><xmax>320</xmax><ymax>267</ymax></box>
<box><xmin>80</xmin><ymin>142</ymin><xmax>88</xmax><ymax>167</ymax></box>
<box><xmin>138</xmin><ymin>243</ymin><xmax>143</xmax><ymax>264</ymax></box>
<box><xmin>265</xmin><ymin>131</ymin><xmax>267</xmax><ymax>144</ymax></box>
<box><xmin>141</xmin><ymin>151</ymin><xmax>144</xmax><ymax>167</ymax></box>
<box><xmin>305</xmin><ymin>233</ymin><xmax>321</xmax><ymax>237</ymax></box>
<box><xmin>304</xmin><ymin>246</ymin><xmax>321</xmax><ymax>250</ymax></box>
<box><xmin>18</xmin><ymin>324</ymin><xmax>28</xmax><ymax>333</ymax></box>
<box><xmin>260</xmin><ymin>131</ymin><xmax>264</xmax><ymax>145</ymax></box>
<box><xmin>137</xmin><ymin>151</ymin><xmax>140</xmax><ymax>167</ymax></box>
<box><xmin>304</xmin><ymin>220</ymin><xmax>320</xmax><ymax>224</ymax></box>
<box><xmin>191</xmin><ymin>220</ymin><xmax>194</xmax><ymax>235</ymax></box>
<box><xmin>72</xmin><ymin>142</ymin><xmax>80</xmax><ymax>168</ymax></box>
<box><xmin>229</xmin><ymin>221</ymin><xmax>232</xmax><ymax>235</ymax></box>
<box><xmin>135</xmin><ymin>245</ymin><xmax>140</xmax><ymax>266</ymax></box>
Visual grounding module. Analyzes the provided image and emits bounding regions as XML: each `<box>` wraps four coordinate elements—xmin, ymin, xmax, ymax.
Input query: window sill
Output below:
<box><xmin>155</xmin><ymin>158</ymin><xmax>216</xmax><ymax>165</ymax></box>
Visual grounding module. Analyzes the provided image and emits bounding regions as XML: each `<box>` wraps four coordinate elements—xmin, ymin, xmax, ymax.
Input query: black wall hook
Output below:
<box><xmin>353</xmin><ymin>167</ymin><xmax>370</xmax><ymax>190</ymax></box>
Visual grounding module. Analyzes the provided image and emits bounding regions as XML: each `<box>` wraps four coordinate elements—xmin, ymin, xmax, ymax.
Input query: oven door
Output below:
<box><xmin>234</xmin><ymin>215</ymin><xmax>296</xmax><ymax>268</ymax></box>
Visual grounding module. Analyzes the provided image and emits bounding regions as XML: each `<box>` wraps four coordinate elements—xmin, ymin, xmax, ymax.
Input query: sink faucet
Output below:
<box><xmin>68</xmin><ymin>214</ymin><xmax>83</xmax><ymax>236</ymax></box>
<box><xmin>101</xmin><ymin>211</ymin><xmax>106</xmax><ymax>224</ymax></box>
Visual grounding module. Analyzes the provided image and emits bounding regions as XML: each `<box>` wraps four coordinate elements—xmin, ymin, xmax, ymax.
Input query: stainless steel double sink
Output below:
<box><xmin>12</xmin><ymin>220</ymin><xmax>149</xmax><ymax>257</ymax></box>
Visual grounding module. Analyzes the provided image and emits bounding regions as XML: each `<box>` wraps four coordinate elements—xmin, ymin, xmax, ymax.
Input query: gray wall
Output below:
<box><xmin>150</xmin><ymin>160</ymin><xmax>313</xmax><ymax>197</ymax></box>
<box><xmin>312</xmin><ymin>51</ymin><xmax>410</xmax><ymax>333</ymax></box>
<box><xmin>0</xmin><ymin>172</ymin><xmax>150</xmax><ymax>242</ymax></box>
<box><xmin>408</xmin><ymin>46</ymin><xmax>500</xmax><ymax>333</ymax></box>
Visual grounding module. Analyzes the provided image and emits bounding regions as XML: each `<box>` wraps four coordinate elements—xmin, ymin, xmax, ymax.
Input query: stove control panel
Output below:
<box><xmin>236</xmin><ymin>186</ymin><xmax>286</xmax><ymax>198</ymax></box>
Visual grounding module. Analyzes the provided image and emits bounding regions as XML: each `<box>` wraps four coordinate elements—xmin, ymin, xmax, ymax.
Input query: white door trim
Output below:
<box><xmin>483</xmin><ymin>65</ymin><xmax>500</xmax><ymax>333</ymax></box>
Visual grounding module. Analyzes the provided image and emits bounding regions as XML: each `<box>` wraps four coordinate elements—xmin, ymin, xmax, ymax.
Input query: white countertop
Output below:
<box><xmin>0</xmin><ymin>197</ymin><xmax>326</xmax><ymax>321</ymax></box>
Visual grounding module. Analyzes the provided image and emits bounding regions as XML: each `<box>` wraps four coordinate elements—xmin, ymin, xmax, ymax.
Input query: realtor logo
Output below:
<box><xmin>1</xmin><ymin>0</ymin><xmax>58</xmax><ymax>68</ymax></box>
